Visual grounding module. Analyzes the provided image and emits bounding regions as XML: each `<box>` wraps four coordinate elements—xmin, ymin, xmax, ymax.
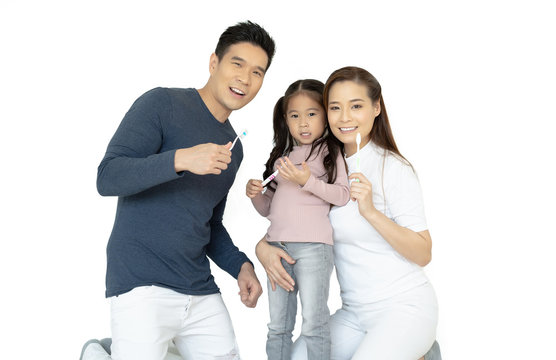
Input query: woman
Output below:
<box><xmin>256</xmin><ymin>66</ymin><xmax>439</xmax><ymax>360</ymax></box>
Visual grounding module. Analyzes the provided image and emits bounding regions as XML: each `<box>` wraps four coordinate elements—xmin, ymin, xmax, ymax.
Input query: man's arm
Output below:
<box><xmin>96</xmin><ymin>88</ymin><xmax>180</xmax><ymax>197</ymax></box>
<box><xmin>97</xmin><ymin>88</ymin><xmax>233</xmax><ymax>197</ymax></box>
<box><xmin>206</xmin><ymin>196</ymin><xmax>262</xmax><ymax>307</ymax></box>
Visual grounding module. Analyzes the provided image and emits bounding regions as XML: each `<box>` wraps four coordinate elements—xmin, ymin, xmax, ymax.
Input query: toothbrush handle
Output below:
<box><xmin>229</xmin><ymin>136</ymin><xmax>239</xmax><ymax>151</ymax></box>
<box><xmin>261</xmin><ymin>169</ymin><xmax>279</xmax><ymax>186</ymax></box>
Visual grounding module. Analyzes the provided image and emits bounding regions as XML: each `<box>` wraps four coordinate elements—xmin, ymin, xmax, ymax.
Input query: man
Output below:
<box><xmin>82</xmin><ymin>21</ymin><xmax>275</xmax><ymax>360</ymax></box>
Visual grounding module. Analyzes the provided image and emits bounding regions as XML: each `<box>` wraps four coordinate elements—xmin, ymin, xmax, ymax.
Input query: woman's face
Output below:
<box><xmin>327</xmin><ymin>80</ymin><xmax>380</xmax><ymax>156</ymax></box>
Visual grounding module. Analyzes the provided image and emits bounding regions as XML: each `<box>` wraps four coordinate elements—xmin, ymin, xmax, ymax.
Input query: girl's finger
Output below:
<box><xmin>278</xmin><ymin>159</ymin><xmax>289</xmax><ymax>173</ymax></box>
<box><xmin>285</xmin><ymin>157</ymin><xmax>296</xmax><ymax>168</ymax></box>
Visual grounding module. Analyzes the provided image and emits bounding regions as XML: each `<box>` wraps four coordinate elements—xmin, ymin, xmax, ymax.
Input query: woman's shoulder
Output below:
<box><xmin>381</xmin><ymin>149</ymin><xmax>417</xmax><ymax>181</ymax></box>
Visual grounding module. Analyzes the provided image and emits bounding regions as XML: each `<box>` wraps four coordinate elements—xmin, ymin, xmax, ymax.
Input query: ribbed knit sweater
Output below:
<box><xmin>97</xmin><ymin>87</ymin><xmax>251</xmax><ymax>297</ymax></box>
<box><xmin>251</xmin><ymin>144</ymin><xmax>349</xmax><ymax>245</ymax></box>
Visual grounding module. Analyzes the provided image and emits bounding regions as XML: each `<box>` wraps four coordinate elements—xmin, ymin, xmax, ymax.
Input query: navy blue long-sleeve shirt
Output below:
<box><xmin>97</xmin><ymin>87</ymin><xmax>251</xmax><ymax>297</ymax></box>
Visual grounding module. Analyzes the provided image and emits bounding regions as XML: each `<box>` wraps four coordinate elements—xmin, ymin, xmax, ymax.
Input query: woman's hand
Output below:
<box><xmin>278</xmin><ymin>157</ymin><xmax>311</xmax><ymax>186</ymax></box>
<box><xmin>255</xmin><ymin>239</ymin><xmax>296</xmax><ymax>292</ymax></box>
<box><xmin>349</xmin><ymin>172</ymin><xmax>378</xmax><ymax>217</ymax></box>
<box><xmin>246</xmin><ymin>179</ymin><xmax>264</xmax><ymax>198</ymax></box>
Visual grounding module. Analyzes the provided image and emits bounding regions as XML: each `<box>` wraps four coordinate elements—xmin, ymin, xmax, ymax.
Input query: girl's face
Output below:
<box><xmin>285</xmin><ymin>93</ymin><xmax>326</xmax><ymax>145</ymax></box>
<box><xmin>327</xmin><ymin>80</ymin><xmax>381</xmax><ymax>156</ymax></box>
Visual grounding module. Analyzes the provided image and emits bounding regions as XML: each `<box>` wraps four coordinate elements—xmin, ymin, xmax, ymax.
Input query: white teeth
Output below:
<box><xmin>340</xmin><ymin>127</ymin><xmax>356</xmax><ymax>131</ymax></box>
<box><xmin>301</xmin><ymin>132</ymin><xmax>310</xmax><ymax>136</ymax></box>
<box><xmin>230</xmin><ymin>87</ymin><xmax>245</xmax><ymax>95</ymax></box>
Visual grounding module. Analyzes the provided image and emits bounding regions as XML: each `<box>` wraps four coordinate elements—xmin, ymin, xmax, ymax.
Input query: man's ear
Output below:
<box><xmin>209</xmin><ymin>53</ymin><xmax>219</xmax><ymax>75</ymax></box>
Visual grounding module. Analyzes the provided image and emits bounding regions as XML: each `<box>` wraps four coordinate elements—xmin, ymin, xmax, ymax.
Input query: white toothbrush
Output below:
<box><xmin>229</xmin><ymin>130</ymin><xmax>247</xmax><ymax>151</ymax></box>
<box><xmin>261</xmin><ymin>169</ymin><xmax>279</xmax><ymax>187</ymax></box>
<box><xmin>356</xmin><ymin>132</ymin><xmax>361</xmax><ymax>173</ymax></box>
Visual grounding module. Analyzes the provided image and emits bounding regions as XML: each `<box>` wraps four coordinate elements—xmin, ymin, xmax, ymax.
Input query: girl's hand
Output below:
<box><xmin>349</xmin><ymin>172</ymin><xmax>378</xmax><ymax>217</ymax></box>
<box><xmin>246</xmin><ymin>179</ymin><xmax>264</xmax><ymax>198</ymax></box>
<box><xmin>278</xmin><ymin>157</ymin><xmax>311</xmax><ymax>186</ymax></box>
<box><xmin>255</xmin><ymin>239</ymin><xmax>296</xmax><ymax>292</ymax></box>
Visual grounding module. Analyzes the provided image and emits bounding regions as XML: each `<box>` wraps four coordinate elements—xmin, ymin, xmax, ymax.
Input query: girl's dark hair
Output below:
<box><xmin>215</xmin><ymin>21</ymin><xmax>276</xmax><ymax>70</ymax></box>
<box><xmin>263</xmin><ymin>79</ymin><xmax>345</xmax><ymax>192</ymax></box>
<box><xmin>323</xmin><ymin>66</ymin><xmax>410</xmax><ymax>165</ymax></box>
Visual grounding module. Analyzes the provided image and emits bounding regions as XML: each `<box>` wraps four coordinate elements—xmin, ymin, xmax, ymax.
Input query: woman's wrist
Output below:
<box><xmin>362</xmin><ymin>207</ymin><xmax>382</xmax><ymax>224</ymax></box>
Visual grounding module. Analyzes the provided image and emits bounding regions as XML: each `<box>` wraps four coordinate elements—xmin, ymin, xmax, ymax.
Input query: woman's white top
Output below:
<box><xmin>330</xmin><ymin>141</ymin><xmax>430</xmax><ymax>305</ymax></box>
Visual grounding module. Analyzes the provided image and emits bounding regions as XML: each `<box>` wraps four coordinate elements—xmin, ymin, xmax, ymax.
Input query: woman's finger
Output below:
<box><xmin>349</xmin><ymin>172</ymin><xmax>370</xmax><ymax>184</ymax></box>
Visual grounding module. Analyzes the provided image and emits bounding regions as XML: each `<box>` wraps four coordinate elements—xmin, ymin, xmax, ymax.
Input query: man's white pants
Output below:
<box><xmin>110</xmin><ymin>285</ymin><xmax>239</xmax><ymax>360</ymax></box>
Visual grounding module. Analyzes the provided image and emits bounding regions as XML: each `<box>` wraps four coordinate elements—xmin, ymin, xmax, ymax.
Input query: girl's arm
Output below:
<box><xmin>279</xmin><ymin>154</ymin><xmax>350</xmax><ymax>206</ymax></box>
<box><xmin>349</xmin><ymin>169</ymin><xmax>432</xmax><ymax>267</ymax></box>
<box><xmin>246</xmin><ymin>179</ymin><xmax>275</xmax><ymax>217</ymax></box>
<box><xmin>301</xmin><ymin>152</ymin><xmax>350</xmax><ymax>206</ymax></box>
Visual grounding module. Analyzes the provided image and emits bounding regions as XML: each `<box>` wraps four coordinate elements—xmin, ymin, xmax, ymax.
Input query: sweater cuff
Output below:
<box><xmin>301</xmin><ymin>173</ymin><xmax>317</xmax><ymax>192</ymax></box>
<box><xmin>232</xmin><ymin>257</ymin><xmax>254</xmax><ymax>279</ymax></box>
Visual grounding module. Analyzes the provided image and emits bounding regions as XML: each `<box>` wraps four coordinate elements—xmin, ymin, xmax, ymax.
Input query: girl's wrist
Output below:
<box><xmin>298</xmin><ymin>172</ymin><xmax>311</xmax><ymax>186</ymax></box>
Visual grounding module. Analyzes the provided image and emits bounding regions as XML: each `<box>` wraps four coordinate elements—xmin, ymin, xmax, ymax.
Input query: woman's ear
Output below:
<box><xmin>374</xmin><ymin>101</ymin><xmax>381</xmax><ymax>117</ymax></box>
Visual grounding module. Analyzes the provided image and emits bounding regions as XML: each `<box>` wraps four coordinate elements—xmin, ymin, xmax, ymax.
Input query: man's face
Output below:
<box><xmin>208</xmin><ymin>42</ymin><xmax>269</xmax><ymax>114</ymax></box>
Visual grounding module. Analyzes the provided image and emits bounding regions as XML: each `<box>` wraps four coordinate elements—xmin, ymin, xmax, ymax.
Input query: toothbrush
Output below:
<box><xmin>229</xmin><ymin>130</ymin><xmax>247</xmax><ymax>151</ymax></box>
<box><xmin>355</xmin><ymin>132</ymin><xmax>361</xmax><ymax>182</ymax></box>
<box><xmin>356</xmin><ymin>132</ymin><xmax>361</xmax><ymax>172</ymax></box>
<box><xmin>261</xmin><ymin>169</ymin><xmax>279</xmax><ymax>187</ymax></box>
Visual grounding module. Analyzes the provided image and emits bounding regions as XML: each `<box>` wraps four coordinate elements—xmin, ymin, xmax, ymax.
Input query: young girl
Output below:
<box><xmin>246</xmin><ymin>79</ymin><xmax>350</xmax><ymax>360</ymax></box>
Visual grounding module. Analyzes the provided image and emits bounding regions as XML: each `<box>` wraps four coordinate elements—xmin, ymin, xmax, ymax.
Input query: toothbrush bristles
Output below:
<box><xmin>230</xmin><ymin>130</ymin><xmax>247</xmax><ymax>151</ymax></box>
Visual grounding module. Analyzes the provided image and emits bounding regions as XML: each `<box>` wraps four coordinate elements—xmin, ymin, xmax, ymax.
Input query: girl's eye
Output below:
<box><xmin>290</xmin><ymin>114</ymin><xmax>298</xmax><ymax>119</ymax></box>
<box><xmin>352</xmin><ymin>104</ymin><xmax>362</xmax><ymax>109</ymax></box>
<box><xmin>308</xmin><ymin>112</ymin><xmax>317</xmax><ymax>117</ymax></box>
<box><xmin>329</xmin><ymin>106</ymin><xmax>339</xmax><ymax>111</ymax></box>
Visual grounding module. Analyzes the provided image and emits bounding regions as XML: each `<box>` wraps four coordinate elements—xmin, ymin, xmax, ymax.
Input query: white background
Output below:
<box><xmin>1</xmin><ymin>1</ymin><xmax>555</xmax><ymax>359</ymax></box>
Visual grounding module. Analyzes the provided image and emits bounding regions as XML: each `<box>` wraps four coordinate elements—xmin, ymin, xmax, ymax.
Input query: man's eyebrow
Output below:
<box><xmin>231</xmin><ymin>56</ymin><xmax>245</xmax><ymax>63</ymax></box>
<box><xmin>231</xmin><ymin>56</ymin><xmax>266</xmax><ymax>74</ymax></box>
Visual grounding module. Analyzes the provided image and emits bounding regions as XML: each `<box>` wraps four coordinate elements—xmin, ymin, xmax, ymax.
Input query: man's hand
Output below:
<box><xmin>237</xmin><ymin>262</ymin><xmax>263</xmax><ymax>308</ymax></box>
<box><xmin>174</xmin><ymin>142</ymin><xmax>232</xmax><ymax>174</ymax></box>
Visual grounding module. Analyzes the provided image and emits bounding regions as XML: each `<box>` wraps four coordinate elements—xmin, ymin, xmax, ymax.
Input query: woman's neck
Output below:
<box><xmin>344</xmin><ymin>137</ymin><xmax>371</xmax><ymax>157</ymax></box>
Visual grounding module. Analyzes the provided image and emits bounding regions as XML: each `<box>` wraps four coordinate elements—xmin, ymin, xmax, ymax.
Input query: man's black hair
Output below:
<box><xmin>215</xmin><ymin>21</ymin><xmax>276</xmax><ymax>70</ymax></box>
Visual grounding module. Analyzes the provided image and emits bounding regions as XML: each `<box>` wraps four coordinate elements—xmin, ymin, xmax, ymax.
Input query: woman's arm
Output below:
<box><xmin>349</xmin><ymin>172</ymin><xmax>432</xmax><ymax>266</ymax></box>
<box><xmin>255</xmin><ymin>239</ymin><xmax>296</xmax><ymax>291</ymax></box>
